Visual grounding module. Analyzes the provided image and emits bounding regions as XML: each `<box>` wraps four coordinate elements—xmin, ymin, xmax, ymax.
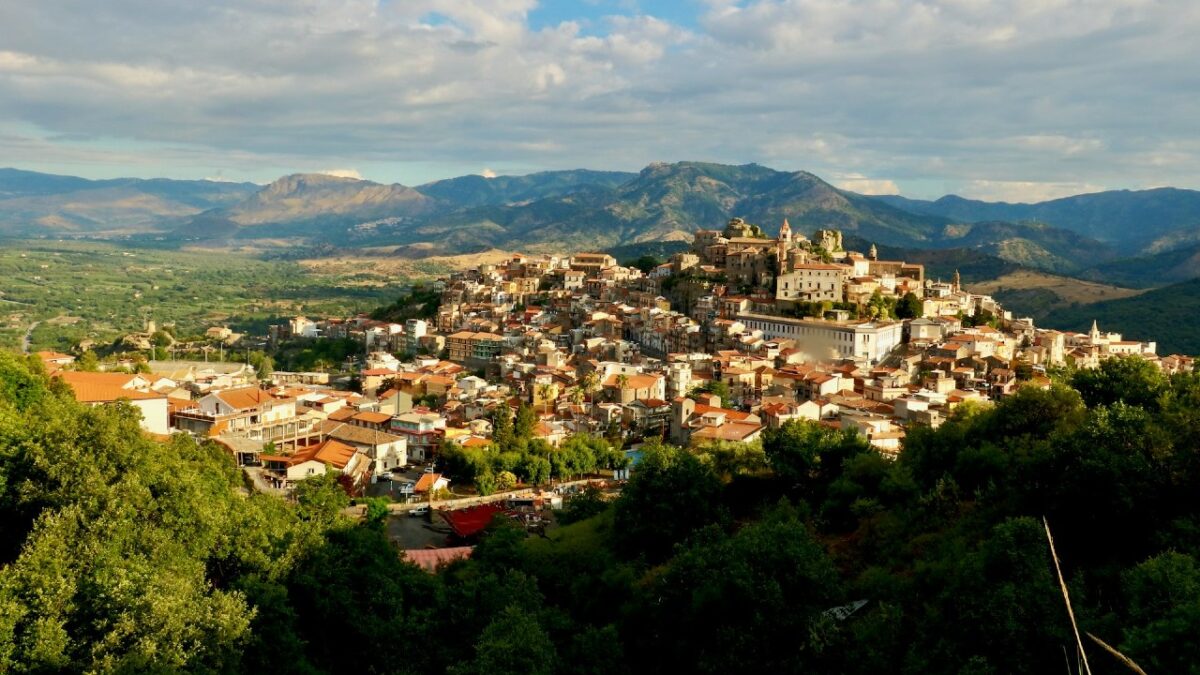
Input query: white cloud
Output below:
<box><xmin>959</xmin><ymin>180</ymin><xmax>1107</xmax><ymax>203</ymax></box>
<box><xmin>480</xmin><ymin>168</ymin><xmax>498</xmax><ymax>178</ymax></box>
<box><xmin>834</xmin><ymin>175</ymin><xmax>901</xmax><ymax>195</ymax></box>
<box><xmin>0</xmin><ymin>0</ymin><xmax>1197</xmax><ymax>195</ymax></box>
<box><xmin>320</xmin><ymin>169</ymin><xmax>364</xmax><ymax>180</ymax></box>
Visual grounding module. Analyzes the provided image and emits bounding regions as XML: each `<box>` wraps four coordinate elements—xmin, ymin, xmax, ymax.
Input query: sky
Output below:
<box><xmin>1</xmin><ymin>0</ymin><xmax>1198</xmax><ymax>201</ymax></box>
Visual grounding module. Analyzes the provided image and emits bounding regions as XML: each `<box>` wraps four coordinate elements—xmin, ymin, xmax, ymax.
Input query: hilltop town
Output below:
<box><xmin>36</xmin><ymin>219</ymin><xmax>1189</xmax><ymax>509</ymax></box>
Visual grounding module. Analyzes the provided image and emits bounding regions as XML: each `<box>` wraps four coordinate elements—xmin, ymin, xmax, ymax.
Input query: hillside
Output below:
<box><xmin>380</xmin><ymin>162</ymin><xmax>1109</xmax><ymax>270</ymax></box>
<box><xmin>417</xmin><ymin>169</ymin><xmax>636</xmax><ymax>207</ymax></box>
<box><xmin>876</xmin><ymin>187</ymin><xmax>1200</xmax><ymax>253</ymax></box>
<box><xmin>223</xmin><ymin>173</ymin><xmax>439</xmax><ymax>226</ymax></box>
<box><xmin>0</xmin><ymin>168</ymin><xmax>257</xmax><ymax>235</ymax></box>
<box><xmin>1045</xmin><ymin>276</ymin><xmax>1200</xmax><ymax>354</ymax></box>
<box><xmin>0</xmin><ymin>163</ymin><xmax>1150</xmax><ymax>280</ymax></box>
<box><xmin>965</xmin><ymin>269</ymin><xmax>1145</xmax><ymax>319</ymax></box>
<box><xmin>1077</xmin><ymin>242</ymin><xmax>1200</xmax><ymax>288</ymax></box>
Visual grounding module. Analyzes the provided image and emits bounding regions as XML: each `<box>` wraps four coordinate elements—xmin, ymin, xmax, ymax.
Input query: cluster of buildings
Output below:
<box><xmin>39</xmin><ymin>218</ymin><xmax>1191</xmax><ymax>494</ymax></box>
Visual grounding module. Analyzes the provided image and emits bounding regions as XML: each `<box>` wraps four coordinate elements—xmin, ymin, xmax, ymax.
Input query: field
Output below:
<box><xmin>0</xmin><ymin>240</ymin><xmax>419</xmax><ymax>352</ymax></box>
<box><xmin>964</xmin><ymin>269</ymin><xmax>1144</xmax><ymax>319</ymax></box>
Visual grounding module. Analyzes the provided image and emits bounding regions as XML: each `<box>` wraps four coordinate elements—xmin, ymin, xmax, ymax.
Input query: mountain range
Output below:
<box><xmin>4</xmin><ymin>162</ymin><xmax>1190</xmax><ymax>269</ymax></box>
<box><xmin>5</xmin><ymin>161</ymin><xmax>1200</xmax><ymax>341</ymax></box>
<box><xmin>0</xmin><ymin>168</ymin><xmax>258</xmax><ymax>235</ymax></box>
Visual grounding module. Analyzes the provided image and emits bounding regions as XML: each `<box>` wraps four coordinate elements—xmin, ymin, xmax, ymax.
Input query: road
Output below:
<box><xmin>21</xmin><ymin>321</ymin><xmax>40</xmax><ymax>354</ymax></box>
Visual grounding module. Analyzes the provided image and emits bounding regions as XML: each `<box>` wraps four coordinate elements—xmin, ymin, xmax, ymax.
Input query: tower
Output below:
<box><xmin>776</xmin><ymin>219</ymin><xmax>793</xmax><ymax>273</ymax></box>
<box><xmin>952</xmin><ymin>269</ymin><xmax>961</xmax><ymax>293</ymax></box>
<box><xmin>869</xmin><ymin>243</ymin><xmax>878</xmax><ymax>260</ymax></box>
<box><xmin>1090</xmin><ymin>319</ymin><xmax>1100</xmax><ymax>343</ymax></box>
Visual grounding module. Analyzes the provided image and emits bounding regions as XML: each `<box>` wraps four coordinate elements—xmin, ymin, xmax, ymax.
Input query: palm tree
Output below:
<box><xmin>537</xmin><ymin>382</ymin><xmax>555</xmax><ymax>413</ymax></box>
<box><xmin>569</xmin><ymin>386</ymin><xmax>585</xmax><ymax>406</ymax></box>
<box><xmin>581</xmin><ymin>370</ymin><xmax>599</xmax><ymax>404</ymax></box>
<box><xmin>615</xmin><ymin>373</ymin><xmax>629</xmax><ymax>402</ymax></box>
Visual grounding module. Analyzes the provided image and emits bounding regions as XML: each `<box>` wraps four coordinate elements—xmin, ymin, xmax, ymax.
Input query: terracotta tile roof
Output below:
<box><xmin>327</xmin><ymin>407</ymin><xmax>356</xmax><ymax>422</ymax></box>
<box><xmin>691</xmin><ymin>420</ymin><xmax>764</xmax><ymax>442</ymax></box>
<box><xmin>214</xmin><ymin>387</ymin><xmax>279</xmax><ymax>411</ymax></box>
<box><xmin>57</xmin><ymin>372</ymin><xmax>163</xmax><ymax>404</ymax></box>
<box><xmin>414</xmin><ymin>472</ymin><xmax>447</xmax><ymax>493</ymax></box>
<box><xmin>322</xmin><ymin>421</ymin><xmax>404</xmax><ymax>446</ymax></box>
<box><xmin>602</xmin><ymin>373</ymin><xmax>662</xmax><ymax>389</ymax></box>
<box><xmin>353</xmin><ymin>411</ymin><xmax>393</xmax><ymax>425</ymax></box>
<box><xmin>403</xmin><ymin>546</ymin><xmax>474</xmax><ymax>572</ymax></box>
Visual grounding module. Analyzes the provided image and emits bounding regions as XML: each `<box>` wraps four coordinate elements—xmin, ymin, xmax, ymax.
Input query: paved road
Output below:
<box><xmin>348</xmin><ymin>477</ymin><xmax>618</xmax><ymax>518</ymax></box>
<box><xmin>21</xmin><ymin>321</ymin><xmax>40</xmax><ymax>354</ymax></box>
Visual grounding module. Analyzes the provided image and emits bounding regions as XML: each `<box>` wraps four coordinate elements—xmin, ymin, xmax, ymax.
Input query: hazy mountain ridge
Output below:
<box><xmin>1</xmin><ymin>163</ymin><xmax>1190</xmax><ymax>284</ymax></box>
<box><xmin>416</xmin><ymin>169</ymin><xmax>636</xmax><ymax>208</ymax></box>
<box><xmin>0</xmin><ymin>168</ymin><xmax>258</xmax><ymax>235</ymax></box>
<box><xmin>875</xmin><ymin>187</ymin><xmax>1200</xmax><ymax>253</ymax></box>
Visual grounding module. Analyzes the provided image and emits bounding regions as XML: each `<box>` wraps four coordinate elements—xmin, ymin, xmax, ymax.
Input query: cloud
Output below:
<box><xmin>320</xmin><ymin>168</ymin><xmax>364</xmax><ymax>180</ymax></box>
<box><xmin>480</xmin><ymin>168</ymin><xmax>498</xmax><ymax>178</ymax></box>
<box><xmin>959</xmin><ymin>180</ymin><xmax>1108</xmax><ymax>203</ymax></box>
<box><xmin>834</xmin><ymin>175</ymin><xmax>901</xmax><ymax>195</ymax></box>
<box><xmin>0</xmin><ymin>0</ymin><xmax>1197</xmax><ymax>197</ymax></box>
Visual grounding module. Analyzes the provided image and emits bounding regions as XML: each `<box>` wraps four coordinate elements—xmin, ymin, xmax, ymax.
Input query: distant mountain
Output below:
<box><xmin>395</xmin><ymin>162</ymin><xmax>1111</xmax><ymax>272</ymax></box>
<box><xmin>224</xmin><ymin>173</ymin><xmax>438</xmax><ymax>226</ymax></box>
<box><xmin>875</xmin><ymin>188</ymin><xmax>1200</xmax><ymax>254</ymax></box>
<box><xmin>1076</xmin><ymin>242</ymin><xmax>1200</xmax><ymax>288</ymax></box>
<box><xmin>417</xmin><ymin>169</ymin><xmax>636</xmax><ymax>208</ymax></box>
<box><xmin>1045</xmin><ymin>277</ymin><xmax>1200</xmax><ymax>354</ymax></box>
<box><xmin>0</xmin><ymin>164</ymin><xmax>1128</xmax><ymax>279</ymax></box>
<box><xmin>0</xmin><ymin>168</ymin><xmax>258</xmax><ymax>235</ymax></box>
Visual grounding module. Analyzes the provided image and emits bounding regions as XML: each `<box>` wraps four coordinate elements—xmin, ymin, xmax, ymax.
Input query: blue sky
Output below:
<box><xmin>1</xmin><ymin>0</ymin><xmax>1198</xmax><ymax>201</ymax></box>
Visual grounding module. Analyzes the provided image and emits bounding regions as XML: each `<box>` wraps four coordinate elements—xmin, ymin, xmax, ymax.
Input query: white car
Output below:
<box><xmin>408</xmin><ymin>506</ymin><xmax>430</xmax><ymax>517</ymax></box>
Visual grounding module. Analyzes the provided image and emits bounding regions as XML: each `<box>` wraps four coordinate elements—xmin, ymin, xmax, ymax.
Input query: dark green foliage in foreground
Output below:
<box><xmin>370</xmin><ymin>284</ymin><xmax>443</xmax><ymax>323</ymax></box>
<box><xmin>1</xmin><ymin>353</ymin><xmax>1199</xmax><ymax>673</ymax></box>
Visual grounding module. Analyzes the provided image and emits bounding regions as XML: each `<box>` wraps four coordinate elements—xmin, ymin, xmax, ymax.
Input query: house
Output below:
<box><xmin>322</xmin><ymin>420</ymin><xmax>408</xmax><ymax>473</ymax></box>
<box><xmin>390</xmin><ymin>412</ymin><xmax>447</xmax><ymax>462</ymax></box>
<box><xmin>35</xmin><ymin>351</ymin><xmax>75</xmax><ymax>372</ymax></box>
<box><xmin>57</xmin><ymin>371</ymin><xmax>170</xmax><ymax>435</ymax></box>
<box><xmin>260</xmin><ymin>439</ymin><xmax>370</xmax><ymax>494</ymax></box>
<box><xmin>414</xmin><ymin>472</ymin><xmax>451</xmax><ymax>494</ymax></box>
<box><xmin>602</xmin><ymin>372</ymin><xmax>666</xmax><ymax>404</ymax></box>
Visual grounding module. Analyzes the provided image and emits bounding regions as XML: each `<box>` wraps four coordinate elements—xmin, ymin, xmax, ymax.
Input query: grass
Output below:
<box><xmin>0</xmin><ymin>239</ymin><xmax>410</xmax><ymax>352</ymax></box>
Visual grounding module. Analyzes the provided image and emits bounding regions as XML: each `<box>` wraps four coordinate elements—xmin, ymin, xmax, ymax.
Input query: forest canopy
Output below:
<box><xmin>1</xmin><ymin>352</ymin><xmax>1198</xmax><ymax>673</ymax></box>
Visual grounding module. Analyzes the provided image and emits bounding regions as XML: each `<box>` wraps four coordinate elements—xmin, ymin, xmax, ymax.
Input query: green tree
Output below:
<box><xmin>457</xmin><ymin>606</ymin><xmax>557</xmax><ymax>675</ymax></box>
<box><xmin>496</xmin><ymin>470</ymin><xmax>518</xmax><ymax>491</ymax></box>
<box><xmin>612</xmin><ymin>442</ymin><xmax>726</xmax><ymax>562</ymax></box>
<box><xmin>76</xmin><ymin>350</ymin><xmax>100</xmax><ymax>372</ymax></box>
<box><xmin>895</xmin><ymin>292</ymin><xmax>923</xmax><ymax>319</ymax></box>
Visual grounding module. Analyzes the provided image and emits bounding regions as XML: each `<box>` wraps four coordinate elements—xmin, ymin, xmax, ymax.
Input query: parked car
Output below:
<box><xmin>408</xmin><ymin>506</ymin><xmax>430</xmax><ymax>517</ymax></box>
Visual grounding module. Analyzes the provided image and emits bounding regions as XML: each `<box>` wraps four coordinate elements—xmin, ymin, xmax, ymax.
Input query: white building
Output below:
<box><xmin>737</xmin><ymin>312</ymin><xmax>904</xmax><ymax>365</ymax></box>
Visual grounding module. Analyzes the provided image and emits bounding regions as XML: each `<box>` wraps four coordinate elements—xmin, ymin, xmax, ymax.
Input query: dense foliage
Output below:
<box><xmin>2</xmin><ymin>353</ymin><xmax>1198</xmax><ymax>673</ymax></box>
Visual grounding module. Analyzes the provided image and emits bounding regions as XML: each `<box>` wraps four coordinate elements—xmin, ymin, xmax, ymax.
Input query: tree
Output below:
<box><xmin>293</xmin><ymin>471</ymin><xmax>350</xmax><ymax>523</ymax></box>
<box><xmin>626</xmin><ymin>504</ymin><xmax>842</xmax><ymax>673</ymax></box>
<box><xmin>76</xmin><ymin>350</ymin><xmax>100</xmax><ymax>372</ymax></box>
<box><xmin>557</xmin><ymin>484</ymin><xmax>609</xmax><ymax>525</ymax></box>
<box><xmin>612</xmin><ymin>442</ymin><xmax>726</xmax><ymax>562</ymax></box>
<box><xmin>491</xmin><ymin>405</ymin><xmax>515</xmax><ymax>451</ymax></box>
<box><xmin>762</xmin><ymin>419</ymin><xmax>870</xmax><ymax>496</ymax></box>
<box><xmin>496</xmin><ymin>471</ymin><xmax>517</xmax><ymax>491</ymax></box>
<box><xmin>1119</xmin><ymin>552</ymin><xmax>1200</xmax><ymax>672</ymax></box>
<box><xmin>580</xmin><ymin>370</ymin><xmax>599</xmax><ymax>403</ymax></box>
<box><xmin>1072</xmin><ymin>355</ymin><xmax>1168</xmax><ymax>410</ymax></box>
<box><xmin>895</xmin><ymin>292</ymin><xmax>923</xmax><ymax>319</ymax></box>
<box><xmin>514</xmin><ymin>403</ymin><xmax>537</xmax><ymax>444</ymax></box>
<box><xmin>536</xmin><ymin>383</ymin><xmax>555</xmax><ymax>413</ymax></box>
<box><xmin>458</xmin><ymin>606</ymin><xmax>557</xmax><ymax>675</ymax></box>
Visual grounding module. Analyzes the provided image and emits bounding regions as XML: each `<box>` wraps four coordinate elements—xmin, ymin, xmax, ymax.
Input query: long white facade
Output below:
<box><xmin>738</xmin><ymin>312</ymin><xmax>903</xmax><ymax>364</ymax></box>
